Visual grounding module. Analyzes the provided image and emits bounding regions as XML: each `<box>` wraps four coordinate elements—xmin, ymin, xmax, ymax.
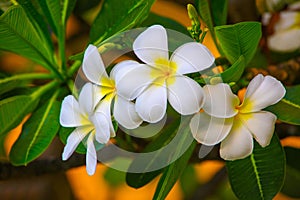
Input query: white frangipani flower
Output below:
<box><xmin>115</xmin><ymin>25</ymin><xmax>215</xmax><ymax>123</ymax></box>
<box><xmin>190</xmin><ymin>74</ymin><xmax>286</xmax><ymax>160</ymax></box>
<box><xmin>60</xmin><ymin>83</ymin><xmax>110</xmax><ymax>175</ymax></box>
<box><xmin>82</xmin><ymin>44</ymin><xmax>142</xmax><ymax>129</ymax></box>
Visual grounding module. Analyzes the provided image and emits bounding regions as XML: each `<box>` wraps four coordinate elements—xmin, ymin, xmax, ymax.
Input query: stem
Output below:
<box><xmin>3</xmin><ymin>73</ymin><xmax>54</xmax><ymax>82</ymax></box>
<box><xmin>68</xmin><ymin>60</ymin><xmax>82</xmax><ymax>77</ymax></box>
<box><xmin>31</xmin><ymin>80</ymin><xmax>59</xmax><ymax>99</ymax></box>
<box><xmin>58</xmin><ymin>30</ymin><xmax>67</xmax><ymax>73</ymax></box>
<box><xmin>67</xmin><ymin>79</ymin><xmax>78</xmax><ymax>99</ymax></box>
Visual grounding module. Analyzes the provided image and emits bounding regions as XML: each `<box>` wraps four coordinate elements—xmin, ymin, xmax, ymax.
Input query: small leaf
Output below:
<box><xmin>220</xmin><ymin>55</ymin><xmax>246</xmax><ymax>83</ymax></box>
<box><xmin>266</xmin><ymin>85</ymin><xmax>300</xmax><ymax>125</ymax></box>
<box><xmin>126</xmin><ymin>118</ymin><xmax>181</xmax><ymax>188</ymax></box>
<box><xmin>0</xmin><ymin>76</ymin><xmax>26</xmax><ymax>95</ymax></box>
<box><xmin>215</xmin><ymin>22</ymin><xmax>262</xmax><ymax>65</ymax></box>
<box><xmin>281</xmin><ymin>147</ymin><xmax>300</xmax><ymax>198</ymax></box>
<box><xmin>226</xmin><ymin>134</ymin><xmax>285</xmax><ymax>200</ymax></box>
<box><xmin>9</xmin><ymin>95</ymin><xmax>60</xmax><ymax>165</ymax></box>
<box><xmin>90</xmin><ymin>0</ymin><xmax>155</xmax><ymax>45</ymax></box>
<box><xmin>0</xmin><ymin>6</ymin><xmax>56</xmax><ymax>71</ymax></box>
<box><xmin>197</xmin><ymin>0</ymin><xmax>213</xmax><ymax>36</ymax></box>
<box><xmin>153</xmin><ymin>139</ymin><xmax>197</xmax><ymax>200</ymax></box>
<box><xmin>0</xmin><ymin>95</ymin><xmax>39</xmax><ymax>136</ymax></box>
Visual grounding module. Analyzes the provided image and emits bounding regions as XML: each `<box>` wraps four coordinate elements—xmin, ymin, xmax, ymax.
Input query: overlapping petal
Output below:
<box><xmin>79</xmin><ymin>83</ymin><xmax>95</xmax><ymax>115</ymax></box>
<box><xmin>91</xmin><ymin>112</ymin><xmax>110</xmax><ymax>144</ymax></box>
<box><xmin>167</xmin><ymin>75</ymin><xmax>204</xmax><ymax>115</ymax></box>
<box><xmin>220</xmin><ymin>119</ymin><xmax>253</xmax><ymax>160</ymax></box>
<box><xmin>62</xmin><ymin>126</ymin><xmax>91</xmax><ymax>160</ymax></box>
<box><xmin>190</xmin><ymin>112</ymin><xmax>233</xmax><ymax>145</ymax></box>
<box><xmin>170</xmin><ymin>42</ymin><xmax>215</xmax><ymax>74</ymax></box>
<box><xmin>133</xmin><ymin>25</ymin><xmax>169</xmax><ymax>66</ymax></box>
<box><xmin>95</xmin><ymin>96</ymin><xmax>115</xmax><ymax>137</ymax></box>
<box><xmin>135</xmin><ymin>83</ymin><xmax>167</xmax><ymax>123</ymax></box>
<box><xmin>115</xmin><ymin>63</ymin><xmax>154</xmax><ymax>100</ymax></box>
<box><xmin>203</xmin><ymin>83</ymin><xmax>240</xmax><ymax>118</ymax></box>
<box><xmin>86</xmin><ymin>134</ymin><xmax>97</xmax><ymax>175</ymax></box>
<box><xmin>240</xmin><ymin>75</ymin><xmax>286</xmax><ymax>113</ymax></box>
<box><xmin>60</xmin><ymin>95</ymin><xmax>88</xmax><ymax>127</ymax></box>
<box><xmin>83</xmin><ymin>45</ymin><xmax>108</xmax><ymax>84</ymax></box>
<box><xmin>113</xmin><ymin>96</ymin><xmax>142</xmax><ymax>129</ymax></box>
<box><xmin>239</xmin><ymin>111</ymin><xmax>277</xmax><ymax>147</ymax></box>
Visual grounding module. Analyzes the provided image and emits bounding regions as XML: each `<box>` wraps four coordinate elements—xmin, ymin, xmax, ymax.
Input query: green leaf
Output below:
<box><xmin>211</xmin><ymin>0</ymin><xmax>228</xmax><ymax>26</ymax></box>
<box><xmin>266</xmin><ymin>85</ymin><xmax>300</xmax><ymax>125</ymax></box>
<box><xmin>215</xmin><ymin>22</ymin><xmax>262</xmax><ymax>65</ymax></box>
<box><xmin>0</xmin><ymin>95</ymin><xmax>39</xmax><ymax>136</ymax></box>
<box><xmin>153</xmin><ymin>140</ymin><xmax>197</xmax><ymax>200</ymax></box>
<box><xmin>90</xmin><ymin>0</ymin><xmax>155</xmax><ymax>45</ymax></box>
<box><xmin>226</xmin><ymin>134</ymin><xmax>285</xmax><ymax>200</ymax></box>
<box><xmin>179</xmin><ymin>164</ymin><xmax>199</xmax><ymax>199</ymax></box>
<box><xmin>220</xmin><ymin>55</ymin><xmax>246</xmax><ymax>83</ymax></box>
<box><xmin>0</xmin><ymin>77</ymin><xmax>26</xmax><ymax>96</ymax></box>
<box><xmin>0</xmin><ymin>6</ymin><xmax>56</xmax><ymax>71</ymax></box>
<box><xmin>9</xmin><ymin>93</ymin><xmax>60</xmax><ymax>165</ymax></box>
<box><xmin>104</xmin><ymin>168</ymin><xmax>126</xmax><ymax>187</ymax></box>
<box><xmin>197</xmin><ymin>0</ymin><xmax>213</xmax><ymax>35</ymax></box>
<box><xmin>142</xmin><ymin>12</ymin><xmax>189</xmax><ymax>35</ymax></box>
<box><xmin>281</xmin><ymin>147</ymin><xmax>300</xmax><ymax>198</ymax></box>
<box><xmin>126</xmin><ymin>117</ymin><xmax>181</xmax><ymax>188</ymax></box>
<box><xmin>17</xmin><ymin>0</ymin><xmax>54</xmax><ymax>53</ymax></box>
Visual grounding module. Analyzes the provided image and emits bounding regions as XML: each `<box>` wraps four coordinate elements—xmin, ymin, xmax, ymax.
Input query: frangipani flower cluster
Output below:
<box><xmin>59</xmin><ymin>24</ymin><xmax>286</xmax><ymax>175</ymax></box>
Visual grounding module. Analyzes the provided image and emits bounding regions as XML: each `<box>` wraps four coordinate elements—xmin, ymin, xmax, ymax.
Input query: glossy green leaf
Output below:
<box><xmin>281</xmin><ymin>147</ymin><xmax>300</xmax><ymax>198</ymax></box>
<box><xmin>215</xmin><ymin>22</ymin><xmax>262</xmax><ymax>65</ymax></box>
<box><xmin>0</xmin><ymin>77</ymin><xmax>25</xmax><ymax>95</ymax></box>
<box><xmin>211</xmin><ymin>0</ymin><xmax>228</xmax><ymax>26</ymax></box>
<box><xmin>9</xmin><ymin>95</ymin><xmax>60</xmax><ymax>165</ymax></box>
<box><xmin>0</xmin><ymin>95</ymin><xmax>39</xmax><ymax>136</ymax></box>
<box><xmin>266</xmin><ymin>85</ymin><xmax>300</xmax><ymax>125</ymax></box>
<box><xmin>153</xmin><ymin>140</ymin><xmax>197</xmax><ymax>200</ymax></box>
<box><xmin>220</xmin><ymin>55</ymin><xmax>246</xmax><ymax>83</ymax></box>
<box><xmin>226</xmin><ymin>134</ymin><xmax>285</xmax><ymax>200</ymax></box>
<box><xmin>0</xmin><ymin>6</ymin><xmax>56</xmax><ymax>71</ymax></box>
<box><xmin>126</xmin><ymin>118</ymin><xmax>180</xmax><ymax>188</ymax></box>
<box><xmin>17</xmin><ymin>0</ymin><xmax>54</xmax><ymax>52</ymax></box>
<box><xmin>90</xmin><ymin>0</ymin><xmax>155</xmax><ymax>45</ymax></box>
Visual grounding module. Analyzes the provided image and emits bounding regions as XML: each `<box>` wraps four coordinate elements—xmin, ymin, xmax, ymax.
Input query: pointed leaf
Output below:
<box><xmin>0</xmin><ymin>95</ymin><xmax>39</xmax><ymax>136</ymax></box>
<box><xmin>90</xmin><ymin>0</ymin><xmax>155</xmax><ymax>45</ymax></box>
<box><xmin>0</xmin><ymin>77</ymin><xmax>26</xmax><ymax>95</ymax></box>
<box><xmin>9</xmin><ymin>95</ymin><xmax>60</xmax><ymax>165</ymax></box>
<box><xmin>211</xmin><ymin>0</ymin><xmax>228</xmax><ymax>26</ymax></box>
<box><xmin>226</xmin><ymin>134</ymin><xmax>285</xmax><ymax>200</ymax></box>
<box><xmin>0</xmin><ymin>6</ymin><xmax>56</xmax><ymax>71</ymax></box>
<box><xmin>153</xmin><ymin>140</ymin><xmax>197</xmax><ymax>200</ymax></box>
<box><xmin>215</xmin><ymin>22</ymin><xmax>262</xmax><ymax>65</ymax></box>
<box><xmin>266</xmin><ymin>85</ymin><xmax>300</xmax><ymax>125</ymax></box>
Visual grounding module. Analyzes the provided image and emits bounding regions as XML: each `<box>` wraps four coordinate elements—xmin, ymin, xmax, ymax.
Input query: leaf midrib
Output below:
<box><xmin>251</xmin><ymin>153</ymin><xmax>264</xmax><ymax>200</ymax></box>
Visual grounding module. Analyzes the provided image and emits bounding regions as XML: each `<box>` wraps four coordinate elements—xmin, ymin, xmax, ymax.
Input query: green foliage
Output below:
<box><xmin>266</xmin><ymin>85</ymin><xmax>300</xmax><ymax>125</ymax></box>
<box><xmin>179</xmin><ymin>164</ymin><xmax>199</xmax><ymax>199</ymax></box>
<box><xmin>0</xmin><ymin>6</ymin><xmax>57</xmax><ymax>72</ymax></box>
<box><xmin>281</xmin><ymin>147</ymin><xmax>300</xmax><ymax>198</ymax></box>
<box><xmin>9</xmin><ymin>93</ymin><xmax>60</xmax><ymax>165</ymax></box>
<box><xmin>215</xmin><ymin>22</ymin><xmax>262</xmax><ymax>65</ymax></box>
<box><xmin>0</xmin><ymin>77</ymin><xmax>26</xmax><ymax>96</ymax></box>
<box><xmin>153</xmin><ymin>141</ymin><xmax>197</xmax><ymax>200</ymax></box>
<box><xmin>226</xmin><ymin>135</ymin><xmax>285</xmax><ymax>200</ymax></box>
<box><xmin>90</xmin><ymin>0</ymin><xmax>155</xmax><ymax>45</ymax></box>
<box><xmin>104</xmin><ymin>168</ymin><xmax>126</xmax><ymax>187</ymax></box>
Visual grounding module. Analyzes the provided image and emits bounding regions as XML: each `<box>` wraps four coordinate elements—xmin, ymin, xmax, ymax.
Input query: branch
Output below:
<box><xmin>0</xmin><ymin>153</ymin><xmax>85</xmax><ymax>180</ymax></box>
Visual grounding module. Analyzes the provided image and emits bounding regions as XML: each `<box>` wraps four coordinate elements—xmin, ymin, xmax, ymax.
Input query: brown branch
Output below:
<box><xmin>0</xmin><ymin>153</ymin><xmax>86</xmax><ymax>180</ymax></box>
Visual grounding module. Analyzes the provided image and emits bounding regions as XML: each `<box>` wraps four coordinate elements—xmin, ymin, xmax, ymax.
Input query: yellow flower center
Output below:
<box><xmin>100</xmin><ymin>77</ymin><xmax>116</xmax><ymax>101</ymax></box>
<box><xmin>150</xmin><ymin>58</ymin><xmax>178</xmax><ymax>86</ymax></box>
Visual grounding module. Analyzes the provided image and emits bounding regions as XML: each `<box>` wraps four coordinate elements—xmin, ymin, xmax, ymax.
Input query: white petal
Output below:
<box><xmin>110</xmin><ymin>60</ymin><xmax>140</xmax><ymax>80</ymax></box>
<box><xmin>113</xmin><ymin>95</ymin><xmax>143</xmax><ymax>129</ymax></box>
<box><xmin>170</xmin><ymin>42</ymin><xmax>215</xmax><ymax>74</ymax></box>
<box><xmin>79</xmin><ymin>83</ymin><xmax>95</xmax><ymax>114</ymax></box>
<box><xmin>62</xmin><ymin>127</ymin><xmax>90</xmax><ymax>160</ymax></box>
<box><xmin>90</xmin><ymin>113</ymin><xmax>110</xmax><ymax>144</ymax></box>
<box><xmin>203</xmin><ymin>83</ymin><xmax>239</xmax><ymax>118</ymax></box>
<box><xmin>241</xmin><ymin>75</ymin><xmax>286</xmax><ymax>113</ymax></box>
<box><xmin>135</xmin><ymin>84</ymin><xmax>167</xmax><ymax>123</ymax></box>
<box><xmin>239</xmin><ymin>111</ymin><xmax>276</xmax><ymax>147</ymax></box>
<box><xmin>190</xmin><ymin>112</ymin><xmax>233</xmax><ymax>145</ymax></box>
<box><xmin>95</xmin><ymin>96</ymin><xmax>115</xmax><ymax>137</ymax></box>
<box><xmin>133</xmin><ymin>25</ymin><xmax>169</xmax><ymax>65</ymax></box>
<box><xmin>82</xmin><ymin>44</ymin><xmax>108</xmax><ymax>85</ymax></box>
<box><xmin>86</xmin><ymin>134</ymin><xmax>97</xmax><ymax>175</ymax></box>
<box><xmin>220</xmin><ymin>119</ymin><xmax>253</xmax><ymax>160</ymax></box>
<box><xmin>115</xmin><ymin>63</ymin><xmax>154</xmax><ymax>100</ymax></box>
<box><xmin>60</xmin><ymin>95</ymin><xmax>87</xmax><ymax>127</ymax></box>
<box><xmin>268</xmin><ymin>28</ymin><xmax>300</xmax><ymax>52</ymax></box>
<box><xmin>167</xmin><ymin>75</ymin><xmax>204</xmax><ymax>115</ymax></box>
